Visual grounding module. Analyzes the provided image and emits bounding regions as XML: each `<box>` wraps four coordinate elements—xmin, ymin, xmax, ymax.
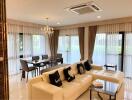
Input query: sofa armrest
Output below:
<box><xmin>28</xmin><ymin>75</ymin><xmax>43</xmax><ymax>100</ymax></box>
<box><xmin>31</xmin><ymin>82</ymin><xmax>63</xmax><ymax>100</ymax></box>
<box><xmin>28</xmin><ymin>75</ymin><xmax>43</xmax><ymax>84</ymax></box>
<box><xmin>91</xmin><ymin>64</ymin><xmax>103</xmax><ymax>70</ymax></box>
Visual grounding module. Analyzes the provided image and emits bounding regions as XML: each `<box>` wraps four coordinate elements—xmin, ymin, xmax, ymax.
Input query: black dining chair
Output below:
<box><xmin>20</xmin><ymin>59</ymin><xmax>38</xmax><ymax>82</ymax></box>
<box><xmin>42</xmin><ymin>54</ymin><xmax>50</xmax><ymax>68</ymax></box>
<box><xmin>32</xmin><ymin>56</ymin><xmax>45</xmax><ymax>74</ymax></box>
<box><xmin>42</xmin><ymin>55</ymin><xmax>48</xmax><ymax>59</ymax></box>
<box><xmin>56</xmin><ymin>53</ymin><xmax>63</xmax><ymax>64</ymax></box>
<box><xmin>49</xmin><ymin>56</ymin><xmax>58</xmax><ymax>66</ymax></box>
<box><xmin>32</xmin><ymin>56</ymin><xmax>40</xmax><ymax>61</ymax></box>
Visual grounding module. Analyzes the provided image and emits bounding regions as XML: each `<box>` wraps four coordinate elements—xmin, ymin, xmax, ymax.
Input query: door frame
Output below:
<box><xmin>119</xmin><ymin>31</ymin><xmax>125</xmax><ymax>72</ymax></box>
<box><xmin>0</xmin><ymin>0</ymin><xmax>9</xmax><ymax>100</ymax></box>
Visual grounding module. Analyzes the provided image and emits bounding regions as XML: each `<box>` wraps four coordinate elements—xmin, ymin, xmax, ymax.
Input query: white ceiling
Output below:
<box><xmin>6</xmin><ymin>0</ymin><xmax>132</xmax><ymax>26</ymax></box>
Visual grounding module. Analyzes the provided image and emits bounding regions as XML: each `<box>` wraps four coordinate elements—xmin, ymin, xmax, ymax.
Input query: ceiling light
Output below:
<box><xmin>97</xmin><ymin>16</ymin><xmax>101</xmax><ymax>19</ymax></box>
<box><xmin>41</xmin><ymin>18</ymin><xmax>54</xmax><ymax>34</ymax></box>
<box><xmin>57</xmin><ymin>22</ymin><xmax>60</xmax><ymax>25</ymax></box>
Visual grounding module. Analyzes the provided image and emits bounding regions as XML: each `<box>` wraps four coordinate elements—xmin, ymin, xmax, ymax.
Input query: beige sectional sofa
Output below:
<box><xmin>28</xmin><ymin>60</ymin><xmax>124</xmax><ymax>100</ymax></box>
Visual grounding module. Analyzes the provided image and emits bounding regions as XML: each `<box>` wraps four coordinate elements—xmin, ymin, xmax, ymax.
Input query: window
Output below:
<box><xmin>58</xmin><ymin>35</ymin><xmax>80</xmax><ymax>64</ymax></box>
<box><xmin>93</xmin><ymin>34</ymin><xmax>106</xmax><ymax>65</ymax></box>
<box><xmin>32</xmin><ymin>35</ymin><xmax>46</xmax><ymax>56</ymax></box>
<box><xmin>7</xmin><ymin>33</ymin><xmax>46</xmax><ymax>75</ymax></box>
<box><xmin>8</xmin><ymin>33</ymin><xmax>20</xmax><ymax>75</ymax></box>
<box><xmin>124</xmin><ymin>33</ymin><xmax>132</xmax><ymax>77</ymax></box>
<box><xmin>93</xmin><ymin>33</ymin><xmax>122</xmax><ymax>70</ymax></box>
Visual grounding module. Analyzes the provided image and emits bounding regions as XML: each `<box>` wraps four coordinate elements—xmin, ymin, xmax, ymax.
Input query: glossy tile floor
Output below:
<box><xmin>9</xmin><ymin>74</ymin><xmax>132</xmax><ymax>100</ymax></box>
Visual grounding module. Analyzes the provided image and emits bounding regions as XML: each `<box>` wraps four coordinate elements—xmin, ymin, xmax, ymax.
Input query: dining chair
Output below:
<box><xmin>42</xmin><ymin>55</ymin><xmax>48</xmax><ymax>59</ymax></box>
<box><xmin>20</xmin><ymin>59</ymin><xmax>38</xmax><ymax>82</ymax></box>
<box><xmin>32</xmin><ymin>56</ymin><xmax>46</xmax><ymax>74</ymax></box>
<box><xmin>32</xmin><ymin>56</ymin><xmax>40</xmax><ymax>61</ymax></box>
<box><xmin>42</xmin><ymin>54</ymin><xmax>50</xmax><ymax>68</ymax></box>
<box><xmin>56</xmin><ymin>53</ymin><xmax>63</xmax><ymax>64</ymax></box>
<box><xmin>49</xmin><ymin>56</ymin><xmax>58</xmax><ymax>67</ymax></box>
<box><xmin>57</xmin><ymin>53</ymin><xmax>62</xmax><ymax>58</ymax></box>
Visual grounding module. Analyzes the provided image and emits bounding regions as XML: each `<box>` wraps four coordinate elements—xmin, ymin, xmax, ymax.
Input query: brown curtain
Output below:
<box><xmin>78</xmin><ymin>27</ymin><xmax>85</xmax><ymax>61</ymax></box>
<box><xmin>88</xmin><ymin>26</ymin><xmax>97</xmax><ymax>63</ymax></box>
<box><xmin>48</xmin><ymin>30</ymin><xmax>59</xmax><ymax>59</ymax></box>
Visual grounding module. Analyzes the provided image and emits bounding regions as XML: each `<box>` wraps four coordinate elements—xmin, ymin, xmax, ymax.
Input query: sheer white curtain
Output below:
<box><xmin>93</xmin><ymin>34</ymin><xmax>106</xmax><ymax>66</ymax></box>
<box><xmin>23</xmin><ymin>33</ymin><xmax>32</xmax><ymax>58</ymax></box>
<box><xmin>32</xmin><ymin>35</ymin><xmax>46</xmax><ymax>56</ymax></box>
<box><xmin>93</xmin><ymin>24</ymin><xmax>122</xmax><ymax>69</ymax></box>
<box><xmin>124</xmin><ymin>33</ymin><xmax>132</xmax><ymax>77</ymax></box>
<box><xmin>7</xmin><ymin>32</ymin><xmax>20</xmax><ymax>75</ymax></box>
<box><xmin>58</xmin><ymin>28</ymin><xmax>80</xmax><ymax>64</ymax></box>
<box><xmin>7</xmin><ymin>22</ymin><xmax>46</xmax><ymax>75</ymax></box>
<box><xmin>106</xmin><ymin>33</ymin><xmax>122</xmax><ymax>70</ymax></box>
<box><xmin>7</xmin><ymin>23</ymin><xmax>22</xmax><ymax>75</ymax></box>
<box><xmin>123</xmin><ymin>23</ymin><xmax>132</xmax><ymax>77</ymax></box>
<box><xmin>93</xmin><ymin>23</ymin><xmax>132</xmax><ymax>72</ymax></box>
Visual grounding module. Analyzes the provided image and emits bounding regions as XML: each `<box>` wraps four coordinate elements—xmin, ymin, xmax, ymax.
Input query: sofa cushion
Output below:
<box><xmin>62</xmin><ymin>81</ymin><xmax>81</xmax><ymax>100</ymax></box>
<box><xmin>63</xmin><ymin>67</ymin><xmax>75</xmax><ymax>82</ymax></box>
<box><xmin>83</xmin><ymin>60</ymin><xmax>92</xmax><ymax>71</ymax></box>
<box><xmin>73</xmin><ymin>74</ymin><xmax>92</xmax><ymax>86</ymax></box>
<box><xmin>71</xmin><ymin>63</ymin><xmax>78</xmax><ymax>75</ymax></box>
<box><xmin>62</xmin><ymin>74</ymin><xmax>92</xmax><ymax>100</ymax></box>
<box><xmin>92</xmin><ymin>70</ymin><xmax>124</xmax><ymax>84</ymax></box>
<box><xmin>77</xmin><ymin>63</ymin><xmax>85</xmax><ymax>74</ymax></box>
<box><xmin>49</xmin><ymin>71</ymin><xmax>62</xmax><ymax>87</ymax></box>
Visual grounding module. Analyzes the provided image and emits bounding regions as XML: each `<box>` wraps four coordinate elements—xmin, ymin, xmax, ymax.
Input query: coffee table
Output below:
<box><xmin>90</xmin><ymin>79</ymin><xmax>119</xmax><ymax>100</ymax></box>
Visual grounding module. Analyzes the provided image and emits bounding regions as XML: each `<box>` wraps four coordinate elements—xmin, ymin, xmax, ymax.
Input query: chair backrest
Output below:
<box><xmin>20</xmin><ymin>59</ymin><xmax>29</xmax><ymax>71</ymax></box>
<box><xmin>42</xmin><ymin>55</ymin><xmax>48</xmax><ymax>59</ymax></box>
<box><xmin>57</xmin><ymin>53</ymin><xmax>62</xmax><ymax>58</ymax></box>
<box><xmin>32</xmin><ymin>56</ymin><xmax>40</xmax><ymax>61</ymax></box>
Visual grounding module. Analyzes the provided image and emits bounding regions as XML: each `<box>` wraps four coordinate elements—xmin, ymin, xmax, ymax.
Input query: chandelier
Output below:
<box><xmin>41</xmin><ymin>18</ymin><xmax>54</xmax><ymax>34</ymax></box>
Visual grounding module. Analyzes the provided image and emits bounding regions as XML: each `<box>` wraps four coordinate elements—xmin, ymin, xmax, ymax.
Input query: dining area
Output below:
<box><xmin>20</xmin><ymin>54</ymin><xmax>64</xmax><ymax>82</ymax></box>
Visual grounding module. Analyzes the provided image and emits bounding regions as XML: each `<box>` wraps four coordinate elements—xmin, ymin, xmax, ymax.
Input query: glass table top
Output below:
<box><xmin>91</xmin><ymin>79</ymin><xmax>119</xmax><ymax>96</ymax></box>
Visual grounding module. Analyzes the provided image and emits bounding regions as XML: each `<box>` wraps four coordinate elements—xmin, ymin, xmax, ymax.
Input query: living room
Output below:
<box><xmin>0</xmin><ymin>0</ymin><xmax>132</xmax><ymax>100</ymax></box>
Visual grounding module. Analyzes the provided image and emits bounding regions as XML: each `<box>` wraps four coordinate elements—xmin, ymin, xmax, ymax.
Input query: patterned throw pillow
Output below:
<box><xmin>83</xmin><ymin>60</ymin><xmax>92</xmax><ymax>71</ymax></box>
<box><xmin>49</xmin><ymin>71</ymin><xmax>62</xmax><ymax>87</ymax></box>
<box><xmin>63</xmin><ymin>67</ymin><xmax>75</xmax><ymax>82</ymax></box>
<box><xmin>77</xmin><ymin>63</ymin><xmax>85</xmax><ymax>74</ymax></box>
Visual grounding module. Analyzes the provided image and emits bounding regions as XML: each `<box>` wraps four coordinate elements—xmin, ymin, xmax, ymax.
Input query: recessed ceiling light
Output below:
<box><xmin>57</xmin><ymin>22</ymin><xmax>60</xmax><ymax>25</ymax></box>
<box><xmin>97</xmin><ymin>16</ymin><xmax>101</xmax><ymax>19</ymax></box>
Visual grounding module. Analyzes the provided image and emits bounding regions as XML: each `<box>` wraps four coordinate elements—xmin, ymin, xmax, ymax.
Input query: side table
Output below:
<box><xmin>104</xmin><ymin>64</ymin><xmax>117</xmax><ymax>71</ymax></box>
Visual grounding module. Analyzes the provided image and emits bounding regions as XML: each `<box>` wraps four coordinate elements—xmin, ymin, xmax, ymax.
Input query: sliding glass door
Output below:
<box><xmin>58</xmin><ymin>35</ymin><xmax>80</xmax><ymax>64</ymax></box>
<box><xmin>106</xmin><ymin>34</ymin><xmax>122</xmax><ymax>70</ymax></box>
<box><xmin>93</xmin><ymin>33</ymin><xmax>123</xmax><ymax>70</ymax></box>
<box><xmin>124</xmin><ymin>34</ymin><xmax>132</xmax><ymax>78</ymax></box>
<box><xmin>70</xmin><ymin>36</ymin><xmax>80</xmax><ymax>63</ymax></box>
<box><xmin>93</xmin><ymin>31</ymin><xmax>132</xmax><ymax>78</ymax></box>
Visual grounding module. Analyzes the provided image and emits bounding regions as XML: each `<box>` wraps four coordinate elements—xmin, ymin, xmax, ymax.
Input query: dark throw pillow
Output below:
<box><xmin>77</xmin><ymin>63</ymin><xmax>85</xmax><ymax>74</ymax></box>
<box><xmin>63</xmin><ymin>67</ymin><xmax>75</xmax><ymax>82</ymax></box>
<box><xmin>49</xmin><ymin>71</ymin><xmax>62</xmax><ymax>87</ymax></box>
<box><xmin>83</xmin><ymin>60</ymin><xmax>92</xmax><ymax>71</ymax></box>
